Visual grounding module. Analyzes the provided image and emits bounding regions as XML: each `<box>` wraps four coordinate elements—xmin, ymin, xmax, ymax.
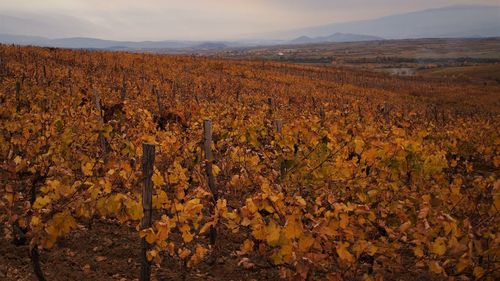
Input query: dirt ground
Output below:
<box><xmin>0</xmin><ymin>220</ymin><xmax>279</xmax><ymax>281</ymax></box>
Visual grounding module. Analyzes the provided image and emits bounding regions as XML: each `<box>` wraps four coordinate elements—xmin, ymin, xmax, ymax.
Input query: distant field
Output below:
<box><xmin>218</xmin><ymin>38</ymin><xmax>500</xmax><ymax>83</ymax></box>
<box><xmin>220</xmin><ymin>38</ymin><xmax>500</xmax><ymax>61</ymax></box>
<box><xmin>417</xmin><ymin>64</ymin><xmax>500</xmax><ymax>83</ymax></box>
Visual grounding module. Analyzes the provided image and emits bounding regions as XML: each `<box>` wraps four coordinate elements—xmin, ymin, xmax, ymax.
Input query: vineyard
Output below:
<box><xmin>0</xmin><ymin>45</ymin><xmax>499</xmax><ymax>281</ymax></box>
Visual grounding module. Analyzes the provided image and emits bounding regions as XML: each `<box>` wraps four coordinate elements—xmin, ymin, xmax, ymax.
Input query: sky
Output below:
<box><xmin>0</xmin><ymin>0</ymin><xmax>498</xmax><ymax>40</ymax></box>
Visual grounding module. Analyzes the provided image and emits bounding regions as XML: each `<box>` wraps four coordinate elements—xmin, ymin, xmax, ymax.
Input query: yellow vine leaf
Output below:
<box><xmin>295</xmin><ymin>196</ymin><xmax>306</xmax><ymax>207</ymax></box>
<box><xmin>473</xmin><ymin>266</ymin><xmax>484</xmax><ymax>278</ymax></box>
<box><xmin>339</xmin><ymin>213</ymin><xmax>349</xmax><ymax>229</ymax></box>
<box><xmin>336</xmin><ymin>242</ymin><xmax>354</xmax><ymax>263</ymax></box>
<box><xmin>199</xmin><ymin>221</ymin><xmax>214</xmax><ymax>235</ymax></box>
<box><xmin>265</xmin><ymin>221</ymin><xmax>281</xmax><ymax>246</ymax></box>
<box><xmin>431</xmin><ymin>237</ymin><xmax>447</xmax><ymax>256</ymax></box>
<box><xmin>188</xmin><ymin>245</ymin><xmax>208</xmax><ymax>267</ymax></box>
<box><xmin>152</xmin><ymin>171</ymin><xmax>165</xmax><ymax>187</ymax></box>
<box><xmin>140</xmin><ymin>228</ymin><xmax>156</xmax><ymax>244</ymax></box>
<box><xmin>354</xmin><ymin>137</ymin><xmax>365</xmax><ymax>154</ymax></box>
<box><xmin>240</xmin><ymin>239</ymin><xmax>254</xmax><ymax>253</ymax></box>
<box><xmin>146</xmin><ymin>250</ymin><xmax>158</xmax><ymax>262</ymax></box>
<box><xmin>246</xmin><ymin>198</ymin><xmax>258</xmax><ymax>214</ymax></box>
<box><xmin>399</xmin><ymin>221</ymin><xmax>411</xmax><ymax>232</ymax></box>
<box><xmin>81</xmin><ymin>161</ymin><xmax>94</xmax><ymax>177</ymax></box>
<box><xmin>428</xmin><ymin>261</ymin><xmax>444</xmax><ymax>275</ymax></box>
<box><xmin>13</xmin><ymin>155</ymin><xmax>22</xmax><ymax>165</ymax></box>
<box><xmin>126</xmin><ymin>199</ymin><xmax>143</xmax><ymax>221</ymax></box>
<box><xmin>456</xmin><ymin>256</ymin><xmax>469</xmax><ymax>273</ymax></box>
<box><xmin>182</xmin><ymin>231</ymin><xmax>194</xmax><ymax>243</ymax></box>
<box><xmin>178</xmin><ymin>248</ymin><xmax>191</xmax><ymax>259</ymax></box>
<box><xmin>414</xmin><ymin>245</ymin><xmax>424</xmax><ymax>258</ymax></box>
<box><xmin>31</xmin><ymin>215</ymin><xmax>41</xmax><ymax>227</ymax></box>
<box><xmin>153</xmin><ymin>190</ymin><xmax>169</xmax><ymax>209</ymax></box>
<box><xmin>43</xmin><ymin>211</ymin><xmax>76</xmax><ymax>249</ymax></box>
<box><xmin>298</xmin><ymin>234</ymin><xmax>315</xmax><ymax>252</ymax></box>
<box><xmin>283</xmin><ymin>216</ymin><xmax>302</xmax><ymax>240</ymax></box>
<box><xmin>212</xmin><ymin>164</ymin><xmax>221</xmax><ymax>176</ymax></box>
<box><xmin>33</xmin><ymin>195</ymin><xmax>51</xmax><ymax>209</ymax></box>
<box><xmin>141</xmin><ymin>135</ymin><xmax>157</xmax><ymax>144</ymax></box>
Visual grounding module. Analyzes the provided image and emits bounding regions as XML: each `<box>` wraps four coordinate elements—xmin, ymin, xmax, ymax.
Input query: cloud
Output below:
<box><xmin>0</xmin><ymin>0</ymin><xmax>497</xmax><ymax>40</ymax></box>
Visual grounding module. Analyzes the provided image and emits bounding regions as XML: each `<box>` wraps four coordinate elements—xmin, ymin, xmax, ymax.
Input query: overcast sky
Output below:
<box><xmin>0</xmin><ymin>0</ymin><xmax>498</xmax><ymax>40</ymax></box>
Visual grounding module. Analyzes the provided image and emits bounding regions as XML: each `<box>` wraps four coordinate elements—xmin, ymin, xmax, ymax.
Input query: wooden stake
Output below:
<box><xmin>140</xmin><ymin>143</ymin><xmax>155</xmax><ymax>281</ymax></box>
<box><xmin>121</xmin><ymin>76</ymin><xmax>126</xmax><ymax>101</ymax></box>
<box><xmin>172</xmin><ymin>80</ymin><xmax>177</xmax><ymax>100</ymax></box>
<box><xmin>320</xmin><ymin>106</ymin><xmax>325</xmax><ymax>127</ymax></box>
<box><xmin>268</xmin><ymin>97</ymin><xmax>273</xmax><ymax>115</ymax></box>
<box><xmin>30</xmin><ymin>172</ymin><xmax>46</xmax><ymax>281</ymax></box>
<box><xmin>92</xmin><ymin>89</ymin><xmax>102</xmax><ymax>117</ymax></box>
<box><xmin>203</xmin><ymin>119</ymin><xmax>217</xmax><ymax>199</ymax></box>
<box><xmin>203</xmin><ymin>119</ymin><xmax>217</xmax><ymax>245</ymax></box>
<box><xmin>274</xmin><ymin>119</ymin><xmax>283</xmax><ymax>134</ymax></box>
<box><xmin>153</xmin><ymin>85</ymin><xmax>164</xmax><ymax>116</ymax></box>
<box><xmin>15</xmin><ymin>81</ymin><xmax>20</xmax><ymax>112</ymax></box>
<box><xmin>383</xmin><ymin>103</ymin><xmax>391</xmax><ymax>123</ymax></box>
<box><xmin>0</xmin><ymin>55</ymin><xmax>3</xmax><ymax>77</ymax></box>
<box><xmin>92</xmin><ymin>89</ymin><xmax>108</xmax><ymax>157</ymax></box>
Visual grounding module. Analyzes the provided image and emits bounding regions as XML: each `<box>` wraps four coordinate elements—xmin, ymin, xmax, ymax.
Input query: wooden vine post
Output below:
<box><xmin>320</xmin><ymin>106</ymin><xmax>326</xmax><ymax>127</ymax></box>
<box><xmin>140</xmin><ymin>143</ymin><xmax>155</xmax><ymax>281</ymax></box>
<box><xmin>68</xmin><ymin>69</ymin><xmax>73</xmax><ymax>96</ymax></box>
<box><xmin>381</xmin><ymin>102</ymin><xmax>391</xmax><ymax>123</ymax></box>
<box><xmin>141</xmin><ymin>57</ymin><xmax>146</xmax><ymax>90</ymax></box>
<box><xmin>203</xmin><ymin>119</ymin><xmax>218</xmax><ymax>245</ymax></box>
<box><xmin>120</xmin><ymin>75</ymin><xmax>126</xmax><ymax>101</ymax></box>
<box><xmin>267</xmin><ymin>97</ymin><xmax>273</xmax><ymax>115</ymax></box>
<box><xmin>153</xmin><ymin>85</ymin><xmax>164</xmax><ymax>116</ymax></box>
<box><xmin>43</xmin><ymin>65</ymin><xmax>47</xmax><ymax>82</ymax></box>
<box><xmin>15</xmin><ymin>81</ymin><xmax>21</xmax><ymax>112</ymax></box>
<box><xmin>0</xmin><ymin>55</ymin><xmax>4</xmax><ymax>79</ymax></box>
<box><xmin>92</xmin><ymin>89</ymin><xmax>108</xmax><ymax>157</ymax></box>
<box><xmin>274</xmin><ymin>119</ymin><xmax>283</xmax><ymax>134</ymax></box>
<box><xmin>236</xmin><ymin>83</ymin><xmax>240</xmax><ymax>102</ymax></box>
<box><xmin>30</xmin><ymin>173</ymin><xmax>46</xmax><ymax>281</ymax></box>
<box><xmin>171</xmin><ymin>80</ymin><xmax>177</xmax><ymax>100</ymax></box>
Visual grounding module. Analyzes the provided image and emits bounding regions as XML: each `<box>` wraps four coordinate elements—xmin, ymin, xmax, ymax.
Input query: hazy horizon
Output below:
<box><xmin>1</xmin><ymin>0</ymin><xmax>499</xmax><ymax>41</ymax></box>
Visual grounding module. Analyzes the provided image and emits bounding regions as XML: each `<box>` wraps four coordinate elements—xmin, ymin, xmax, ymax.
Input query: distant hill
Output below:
<box><xmin>289</xmin><ymin>33</ymin><xmax>383</xmax><ymax>44</ymax></box>
<box><xmin>0</xmin><ymin>33</ymin><xmax>232</xmax><ymax>50</ymax></box>
<box><xmin>46</xmin><ymin>37</ymin><xmax>197</xmax><ymax>49</ymax></box>
<box><xmin>0</xmin><ymin>34</ymin><xmax>48</xmax><ymax>45</ymax></box>
<box><xmin>256</xmin><ymin>5</ymin><xmax>500</xmax><ymax>40</ymax></box>
<box><xmin>193</xmin><ymin>42</ymin><xmax>227</xmax><ymax>50</ymax></box>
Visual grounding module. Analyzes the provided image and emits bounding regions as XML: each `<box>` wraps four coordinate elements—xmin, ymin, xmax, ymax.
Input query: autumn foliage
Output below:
<box><xmin>0</xmin><ymin>45</ymin><xmax>499</xmax><ymax>280</ymax></box>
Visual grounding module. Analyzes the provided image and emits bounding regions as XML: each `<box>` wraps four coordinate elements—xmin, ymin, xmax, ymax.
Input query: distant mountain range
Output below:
<box><xmin>289</xmin><ymin>33</ymin><xmax>383</xmax><ymax>45</ymax></box>
<box><xmin>0</xmin><ymin>32</ymin><xmax>383</xmax><ymax>50</ymax></box>
<box><xmin>0</xmin><ymin>33</ymin><xmax>231</xmax><ymax>50</ymax></box>
<box><xmin>0</xmin><ymin>5</ymin><xmax>499</xmax><ymax>51</ymax></box>
<box><xmin>259</xmin><ymin>5</ymin><xmax>500</xmax><ymax>40</ymax></box>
